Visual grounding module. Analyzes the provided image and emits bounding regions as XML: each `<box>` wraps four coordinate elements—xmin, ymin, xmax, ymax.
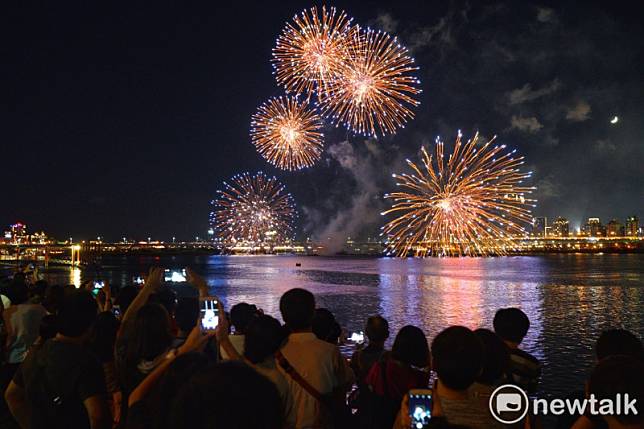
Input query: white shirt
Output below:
<box><xmin>278</xmin><ymin>332</ymin><xmax>354</xmax><ymax>429</ymax></box>
<box><xmin>220</xmin><ymin>334</ymin><xmax>245</xmax><ymax>360</ymax></box>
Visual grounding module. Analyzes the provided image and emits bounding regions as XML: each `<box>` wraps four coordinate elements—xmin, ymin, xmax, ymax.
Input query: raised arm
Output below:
<box><xmin>128</xmin><ymin>325</ymin><xmax>216</xmax><ymax>407</ymax></box>
<box><xmin>186</xmin><ymin>267</ymin><xmax>209</xmax><ymax>298</ymax></box>
<box><xmin>121</xmin><ymin>267</ymin><xmax>163</xmax><ymax>325</ymax></box>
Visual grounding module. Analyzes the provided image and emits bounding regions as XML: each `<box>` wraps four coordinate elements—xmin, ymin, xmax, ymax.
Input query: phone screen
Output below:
<box><xmin>132</xmin><ymin>276</ymin><xmax>145</xmax><ymax>285</ymax></box>
<box><xmin>94</xmin><ymin>281</ymin><xmax>104</xmax><ymax>289</ymax></box>
<box><xmin>409</xmin><ymin>389</ymin><xmax>432</xmax><ymax>428</ymax></box>
<box><xmin>200</xmin><ymin>298</ymin><xmax>219</xmax><ymax>331</ymax></box>
<box><xmin>164</xmin><ymin>269</ymin><xmax>187</xmax><ymax>282</ymax></box>
<box><xmin>349</xmin><ymin>331</ymin><xmax>365</xmax><ymax>344</ymax></box>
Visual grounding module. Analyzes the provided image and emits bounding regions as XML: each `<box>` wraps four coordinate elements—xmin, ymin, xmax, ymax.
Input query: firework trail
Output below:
<box><xmin>272</xmin><ymin>6</ymin><xmax>354</xmax><ymax>99</ymax></box>
<box><xmin>250</xmin><ymin>96</ymin><xmax>324</xmax><ymax>171</ymax></box>
<box><xmin>211</xmin><ymin>172</ymin><xmax>297</xmax><ymax>246</ymax></box>
<box><xmin>381</xmin><ymin>132</ymin><xmax>536</xmax><ymax>257</ymax></box>
<box><xmin>319</xmin><ymin>26</ymin><xmax>422</xmax><ymax>137</ymax></box>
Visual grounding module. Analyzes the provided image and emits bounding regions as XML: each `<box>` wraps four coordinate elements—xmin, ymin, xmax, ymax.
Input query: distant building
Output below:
<box><xmin>625</xmin><ymin>216</ymin><xmax>639</xmax><ymax>237</ymax></box>
<box><xmin>532</xmin><ymin>217</ymin><xmax>548</xmax><ymax>237</ymax></box>
<box><xmin>605</xmin><ymin>219</ymin><xmax>623</xmax><ymax>237</ymax></box>
<box><xmin>552</xmin><ymin>217</ymin><xmax>570</xmax><ymax>237</ymax></box>
<box><xmin>583</xmin><ymin>217</ymin><xmax>603</xmax><ymax>237</ymax></box>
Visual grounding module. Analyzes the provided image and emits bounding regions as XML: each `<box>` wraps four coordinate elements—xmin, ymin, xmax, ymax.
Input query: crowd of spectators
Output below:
<box><xmin>0</xmin><ymin>268</ymin><xmax>641</xmax><ymax>429</ymax></box>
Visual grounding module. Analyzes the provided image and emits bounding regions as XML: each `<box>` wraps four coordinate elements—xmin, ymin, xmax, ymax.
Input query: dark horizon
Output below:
<box><xmin>3</xmin><ymin>1</ymin><xmax>643</xmax><ymax>241</ymax></box>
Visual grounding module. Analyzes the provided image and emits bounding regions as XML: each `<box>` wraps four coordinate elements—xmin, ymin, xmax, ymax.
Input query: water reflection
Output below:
<box><xmin>40</xmin><ymin>253</ymin><xmax>643</xmax><ymax>397</ymax></box>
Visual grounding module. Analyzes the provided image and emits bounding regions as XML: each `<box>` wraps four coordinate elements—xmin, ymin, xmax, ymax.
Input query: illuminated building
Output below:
<box><xmin>552</xmin><ymin>217</ymin><xmax>569</xmax><ymax>237</ymax></box>
<box><xmin>605</xmin><ymin>219</ymin><xmax>623</xmax><ymax>237</ymax></box>
<box><xmin>583</xmin><ymin>218</ymin><xmax>603</xmax><ymax>237</ymax></box>
<box><xmin>5</xmin><ymin>222</ymin><xmax>28</xmax><ymax>244</ymax></box>
<box><xmin>532</xmin><ymin>217</ymin><xmax>548</xmax><ymax>237</ymax></box>
<box><xmin>625</xmin><ymin>216</ymin><xmax>639</xmax><ymax>237</ymax></box>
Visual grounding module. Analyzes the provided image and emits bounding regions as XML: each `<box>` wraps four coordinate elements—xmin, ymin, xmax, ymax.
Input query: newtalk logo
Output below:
<box><xmin>489</xmin><ymin>384</ymin><xmax>639</xmax><ymax>425</ymax></box>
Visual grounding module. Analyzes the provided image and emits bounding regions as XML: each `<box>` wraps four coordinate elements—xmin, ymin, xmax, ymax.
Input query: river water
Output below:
<box><xmin>28</xmin><ymin>253</ymin><xmax>644</xmax><ymax>398</ymax></box>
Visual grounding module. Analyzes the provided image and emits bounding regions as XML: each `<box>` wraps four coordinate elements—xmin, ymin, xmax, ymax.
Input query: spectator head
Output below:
<box><xmin>38</xmin><ymin>314</ymin><xmax>58</xmax><ymax>342</ymax></box>
<box><xmin>7</xmin><ymin>282</ymin><xmax>29</xmax><ymax>305</ymax></box>
<box><xmin>595</xmin><ymin>329</ymin><xmax>643</xmax><ymax>361</ymax></box>
<box><xmin>474</xmin><ymin>328</ymin><xmax>510</xmax><ymax>385</ymax></box>
<box><xmin>365</xmin><ymin>315</ymin><xmax>389</xmax><ymax>344</ymax></box>
<box><xmin>90</xmin><ymin>311</ymin><xmax>120</xmax><ymax>363</ymax></box>
<box><xmin>115</xmin><ymin>285</ymin><xmax>138</xmax><ymax>314</ymax></box>
<box><xmin>392</xmin><ymin>325</ymin><xmax>430</xmax><ymax>368</ymax></box>
<box><xmin>43</xmin><ymin>284</ymin><xmax>65</xmax><ymax>314</ymax></box>
<box><xmin>175</xmin><ymin>297</ymin><xmax>200</xmax><ymax>334</ymax></box>
<box><xmin>230</xmin><ymin>302</ymin><xmax>259</xmax><ymax>334</ymax></box>
<box><xmin>493</xmin><ymin>308</ymin><xmax>530</xmax><ymax>345</ymax></box>
<box><xmin>279</xmin><ymin>288</ymin><xmax>315</xmax><ymax>331</ymax></box>
<box><xmin>153</xmin><ymin>352</ymin><xmax>210</xmax><ymax>429</ymax></box>
<box><xmin>168</xmin><ymin>361</ymin><xmax>283</xmax><ymax>429</ymax></box>
<box><xmin>312</xmin><ymin>308</ymin><xmax>341</xmax><ymax>344</ymax></box>
<box><xmin>244</xmin><ymin>315</ymin><xmax>286</xmax><ymax>364</ymax></box>
<box><xmin>588</xmin><ymin>355</ymin><xmax>644</xmax><ymax>426</ymax></box>
<box><xmin>432</xmin><ymin>326</ymin><xmax>483</xmax><ymax>391</ymax></box>
<box><xmin>148</xmin><ymin>287</ymin><xmax>177</xmax><ymax>317</ymax></box>
<box><xmin>31</xmin><ymin>280</ymin><xmax>48</xmax><ymax>299</ymax></box>
<box><xmin>57</xmin><ymin>290</ymin><xmax>98</xmax><ymax>338</ymax></box>
<box><xmin>127</xmin><ymin>303</ymin><xmax>173</xmax><ymax>362</ymax></box>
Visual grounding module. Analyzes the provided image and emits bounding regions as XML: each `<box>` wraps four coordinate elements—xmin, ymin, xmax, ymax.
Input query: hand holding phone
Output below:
<box><xmin>164</xmin><ymin>269</ymin><xmax>187</xmax><ymax>283</ymax></box>
<box><xmin>199</xmin><ymin>296</ymin><xmax>219</xmax><ymax>332</ymax></box>
<box><xmin>408</xmin><ymin>389</ymin><xmax>432</xmax><ymax>428</ymax></box>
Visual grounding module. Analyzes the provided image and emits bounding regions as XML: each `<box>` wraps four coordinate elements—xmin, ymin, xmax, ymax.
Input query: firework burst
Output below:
<box><xmin>272</xmin><ymin>6</ymin><xmax>354</xmax><ymax>99</ymax></box>
<box><xmin>319</xmin><ymin>26</ymin><xmax>422</xmax><ymax>137</ymax></box>
<box><xmin>381</xmin><ymin>132</ymin><xmax>536</xmax><ymax>257</ymax></box>
<box><xmin>250</xmin><ymin>96</ymin><xmax>324</xmax><ymax>171</ymax></box>
<box><xmin>211</xmin><ymin>172</ymin><xmax>297</xmax><ymax>246</ymax></box>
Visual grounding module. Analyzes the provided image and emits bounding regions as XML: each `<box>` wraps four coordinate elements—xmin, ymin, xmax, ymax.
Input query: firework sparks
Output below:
<box><xmin>319</xmin><ymin>26</ymin><xmax>422</xmax><ymax>137</ymax></box>
<box><xmin>211</xmin><ymin>172</ymin><xmax>297</xmax><ymax>246</ymax></box>
<box><xmin>272</xmin><ymin>6</ymin><xmax>354</xmax><ymax>99</ymax></box>
<box><xmin>250</xmin><ymin>96</ymin><xmax>324</xmax><ymax>171</ymax></box>
<box><xmin>381</xmin><ymin>132</ymin><xmax>536</xmax><ymax>257</ymax></box>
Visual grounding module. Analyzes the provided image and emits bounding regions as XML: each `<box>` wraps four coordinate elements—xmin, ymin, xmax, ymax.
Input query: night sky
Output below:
<box><xmin>3</xmin><ymin>1</ymin><xmax>643</xmax><ymax>241</ymax></box>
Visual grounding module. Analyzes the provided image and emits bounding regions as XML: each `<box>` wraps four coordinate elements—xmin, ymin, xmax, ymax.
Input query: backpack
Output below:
<box><xmin>25</xmin><ymin>353</ymin><xmax>87</xmax><ymax>429</ymax></box>
<box><xmin>358</xmin><ymin>356</ymin><xmax>401</xmax><ymax>429</ymax></box>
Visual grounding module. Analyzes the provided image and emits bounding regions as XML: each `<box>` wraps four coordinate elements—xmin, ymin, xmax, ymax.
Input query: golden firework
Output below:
<box><xmin>320</xmin><ymin>26</ymin><xmax>421</xmax><ymax>137</ymax></box>
<box><xmin>272</xmin><ymin>6</ymin><xmax>354</xmax><ymax>99</ymax></box>
<box><xmin>210</xmin><ymin>172</ymin><xmax>297</xmax><ymax>246</ymax></box>
<box><xmin>381</xmin><ymin>132</ymin><xmax>536</xmax><ymax>257</ymax></box>
<box><xmin>250</xmin><ymin>96</ymin><xmax>324</xmax><ymax>171</ymax></box>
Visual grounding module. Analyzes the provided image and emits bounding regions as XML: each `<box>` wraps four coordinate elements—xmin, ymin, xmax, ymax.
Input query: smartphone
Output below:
<box><xmin>94</xmin><ymin>280</ymin><xmax>104</xmax><ymax>289</ymax></box>
<box><xmin>164</xmin><ymin>269</ymin><xmax>187</xmax><ymax>283</ymax></box>
<box><xmin>112</xmin><ymin>305</ymin><xmax>121</xmax><ymax>318</ymax></box>
<box><xmin>349</xmin><ymin>331</ymin><xmax>365</xmax><ymax>344</ymax></box>
<box><xmin>199</xmin><ymin>297</ymin><xmax>219</xmax><ymax>332</ymax></box>
<box><xmin>92</xmin><ymin>288</ymin><xmax>101</xmax><ymax>297</ymax></box>
<box><xmin>408</xmin><ymin>389</ymin><xmax>432</xmax><ymax>428</ymax></box>
<box><xmin>132</xmin><ymin>276</ymin><xmax>145</xmax><ymax>285</ymax></box>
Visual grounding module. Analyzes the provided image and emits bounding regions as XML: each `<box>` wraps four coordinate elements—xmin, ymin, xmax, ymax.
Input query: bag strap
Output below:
<box><xmin>275</xmin><ymin>350</ymin><xmax>326</xmax><ymax>404</ymax></box>
<box><xmin>378</xmin><ymin>355</ymin><xmax>391</xmax><ymax>399</ymax></box>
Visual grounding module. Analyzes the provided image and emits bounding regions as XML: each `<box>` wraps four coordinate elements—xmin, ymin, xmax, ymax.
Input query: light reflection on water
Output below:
<box><xmin>44</xmin><ymin>253</ymin><xmax>643</xmax><ymax>397</ymax></box>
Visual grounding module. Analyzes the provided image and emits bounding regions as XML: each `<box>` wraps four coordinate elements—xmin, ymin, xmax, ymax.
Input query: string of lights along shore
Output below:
<box><xmin>381</xmin><ymin>132</ymin><xmax>537</xmax><ymax>257</ymax></box>
<box><xmin>210</xmin><ymin>172</ymin><xmax>296</xmax><ymax>246</ymax></box>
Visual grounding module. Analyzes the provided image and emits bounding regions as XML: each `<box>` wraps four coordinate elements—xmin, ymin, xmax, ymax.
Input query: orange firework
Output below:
<box><xmin>272</xmin><ymin>6</ymin><xmax>354</xmax><ymax>99</ymax></box>
<box><xmin>250</xmin><ymin>96</ymin><xmax>324</xmax><ymax>171</ymax></box>
<box><xmin>320</xmin><ymin>26</ymin><xmax>422</xmax><ymax>137</ymax></box>
<box><xmin>381</xmin><ymin>132</ymin><xmax>536</xmax><ymax>257</ymax></box>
